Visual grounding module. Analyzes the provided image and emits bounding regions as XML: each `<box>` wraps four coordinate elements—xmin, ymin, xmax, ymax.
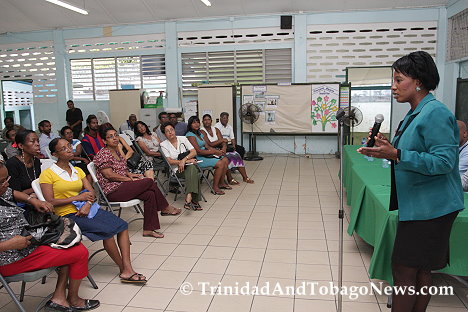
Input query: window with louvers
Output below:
<box><xmin>181</xmin><ymin>48</ymin><xmax>291</xmax><ymax>96</ymax></box>
<box><xmin>71</xmin><ymin>54</ymin><xmax>166</xmax><ymax>100</ymax></box>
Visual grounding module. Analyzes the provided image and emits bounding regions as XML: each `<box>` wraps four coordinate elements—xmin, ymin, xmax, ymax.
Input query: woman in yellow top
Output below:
<box><xmin>39</xmin><ymin>138</ymin><xmax>147</xmax><ymax>284</ymax></box>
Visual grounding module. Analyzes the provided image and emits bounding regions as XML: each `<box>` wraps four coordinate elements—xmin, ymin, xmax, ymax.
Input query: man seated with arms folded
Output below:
<box><xmin>0</xmin><ymin>161</ymin><xmax>100</xmax><ymax>311</ymax></box>
<box><xmin>81</xmin><ymin>115</ymin><xmax>104</xmax><ymax>160</ymax></box>
<box><xmin>457</xmin><ymin>120</ymin><xmax>468</xmax><ymax>176</ymax></box>
<box><xmin>38</xmin><ymin>120</ymin><xmax>59</xmax><ymax>158</ymax></box>
<box><xmin>160</xmin><ymin>123</ymin><xmax>202</xmax><ymax>210</ymax></box>
<box><xmin>168</xmin><ymin>113</ymin><xmax>188</xmax><ymax>136</ymax></box>
<box><xmin>119</xmin><ymin>114</ymin><xmax>137</xmax><ymax>134</ymax></box>
<box><xmin>215</xmin><ymin>112</ymin><xmax>246</xmax><ymax>159</ymax></box>
<box><xmin>94</xmin><ymin>126</ymin><xmax>181</xmax><ymax>239</ymax></box>
<box><xmin>201</xmin><ymin>114</ymin><xmax>254</xmax><ymax>185</ymax></box>
<box><xmin>154</xmin><ymin>111</ymin><xmax>169</xmax><ymax>141</ymax></box>
<box><xmin>40</xmin><ymin>138</ymin><xmax>147</xmax><ymax>284</ymax></box>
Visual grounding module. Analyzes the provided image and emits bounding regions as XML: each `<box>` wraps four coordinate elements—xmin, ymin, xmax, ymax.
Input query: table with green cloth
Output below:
<box><xmin>343</xmin><ymin>145</ymin><xmax>468</xmax><ymax>285</ymax></box>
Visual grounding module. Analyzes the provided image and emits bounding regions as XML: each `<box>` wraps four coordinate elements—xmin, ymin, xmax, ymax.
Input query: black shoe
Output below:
<box><xmin>71</xmin><ymin>299</ymin><xmax>100</xmax><ymax>311</ymax></box>
<box><xmin>44</xmin><ymin>300</ymin><xmax>73</xmax><ymax>312</ymax></box>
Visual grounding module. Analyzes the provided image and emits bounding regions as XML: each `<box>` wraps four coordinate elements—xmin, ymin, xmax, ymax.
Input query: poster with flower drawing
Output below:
<box><xmin>311</xmin><ymin>84</ymin><xmax>340</xmax><ymax>133</ymax></box>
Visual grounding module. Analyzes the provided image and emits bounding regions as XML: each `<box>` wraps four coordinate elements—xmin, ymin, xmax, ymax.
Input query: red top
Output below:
<box><xmin>93</xmin><ymin>147</ymin><xmax>127</xmax><ymax>195</ymax></box>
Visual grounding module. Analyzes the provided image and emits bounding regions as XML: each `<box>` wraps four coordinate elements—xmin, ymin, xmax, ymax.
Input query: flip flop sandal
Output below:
<box><xmin>229</xmin><ymin>179</ymin><xmax>240</xmax><ymax>185</ymax></box>
<box><xmin>244</xmin><ymin>178</ymin><xmax>254</xmax><ymax>184</ymax></box>
<box><xmin>214</xmin><ymin>190</ymin><xmax>225</xmax><ymax>195</ymax></box>
<box><xmin>142</xmin><ymin>230</ymin><xmax>164</xmax><ymax>238</ymax></box>
<box><xmin>120</xmin><ymin>273</ymin><xmax>147</xmax><ymax>284</ymax></box>
<box><xmin>219</xmin><ymin>185</ymin><xmax>232</xmax><ymax>190</ymax></box>
<box><xmin>161</xmin><ymin>208</ymin><xmax>182</xmax><ymax>216</ymax></box>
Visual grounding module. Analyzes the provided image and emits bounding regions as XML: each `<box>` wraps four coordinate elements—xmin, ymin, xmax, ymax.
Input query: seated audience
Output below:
<box><xmin>2</xmin><ymin>117</ymin><xmax>23</xmax><ymax>140</ymax></box>
<box><xmin>201</xmin><ymin>114</ymin><xmax>254</xmax><ymax>184</ymax></box>
<box><xmin>94</xmin><ymin>126</ymin><xmax>180</xmax><ymax>238</ymax></box>
<box><xmin>4</xmin><ymin>128</ymin><xmax>19</xmax><ymax>159</ymax></box>
<box><xmin>38</xmin><ymin>120</ymin><xmax>59</xmax><ymax>158</ymax></box>
<box><xmin>186</xmin><ymin>116</ymin><xmax>230</xmax><ymax>195</ymax></box>
<box><xmin>458</xmin><ymin>120</ymin><xmax>468</xmax><ymax>176</ymax></box>
<box><xmin>134</xmin><ymin>121</ymin><xmax>165</xmax><ymax>168</ymax></box>
<box><xmin>60</xmin><ymin>126</ymin><xmax>91</xmax><ymax>182</ymax></box>
<box><xmin>154</xmin><ymin>112</ymin><xmax>169</xmax><ymax>141</ymax></box>
<box><xmin>215</xmin><ymin>112</ymin><xmax>246</xmax><ymax>159</ymax></box>
<box><xmin>462</xmin><ymin>170</ymin><xmax>468</xmax><ymax>192</ymax></box>
<box><xmin>101</xmin><ymin>122</ymin><xmax>154</xmax><ymax>179</ymax></box>
<box><xmin>160</xmin><ymin>123</ymin><xmax>202</xmax><ymax>210</ymax></box>
<box><xmin>169</xmin><ymin>113</ymin><xmax>188</xmax><ymax>136</ymax></box>
<box><xmin>40</xmin><ymin>138</ymin><xmax>147</xmax><ymax>284</ymax></box>
<box><xmin>0</xmin><ymin>162</ymin><xmax>100</xmax><ymax>311</ymax></box>
<box><xmin>119</xmin><ymin>114</ymin><xmax>137</xmax><ymax>134</ymax></box>
<box><xmin>81</xmin><ymin>115</ymin><xmax>104</xmax><ymax>160</ymax></box>
<box><xmin>6</xmin><ymin>130</ymin><xmax>41</xmax><ymax>197</ymax></box>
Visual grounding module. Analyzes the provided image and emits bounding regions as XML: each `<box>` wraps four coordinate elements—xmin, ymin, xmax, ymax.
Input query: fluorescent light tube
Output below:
<box><xmin>45</xmin><ymin>0</ymin><xmax>89</xmax><ymax>15</ymax></box>
<box><xmin>200</xmin><ymin>0</ymin><xmax>211</xmax><ymax>7</ymax></box>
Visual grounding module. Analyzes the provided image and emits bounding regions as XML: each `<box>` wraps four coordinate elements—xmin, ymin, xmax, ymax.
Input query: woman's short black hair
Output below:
<box><xmin>60</xmin><ymin>126</ymin><xmax>72</xmax><ymax>136</ymax></box>
<box><xmin>187</xmin><ymin>116</ymin><xmax>200</xmax><ymax>135</ymax></box>
<box><xmin>134</xmin><ymin>121</ymin><xmax>151</xmax><ymax>137</ymax></box>
<box><xmin>15</xmin><ymin>129</ymin><xmax>35</xmax><ymax>146</ymax></box>
<box><xmin>202</xmin><ymin>114</ymin><xmax>212</xmax><ymax>120</ymax></box>
<box><xmin>392</xmin><ymin>51</ymin><xmax>439</xmax><ymax>91</ymax></box>
<box><xmin>98</xmin><ymin>123</ymin><xmax>116</xmax><ymax>140</ymax></box>
<box><xmin>160</xmin><ymin>122</ymin><xmax>173</xmax><ymax>134</ymax></box>
<box><xmin>48</xmin><ymin>138</ymin><xmax>62</xmax><ymax>153</ymax></box>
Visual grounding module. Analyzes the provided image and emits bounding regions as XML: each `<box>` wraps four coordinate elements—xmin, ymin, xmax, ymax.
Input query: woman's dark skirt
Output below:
<box><xmin>392</xmin><ymin>210</ymin><xmax>460</xmax><ymax>270</ymax></box>
<box><xmin>65</xmin><ymin>209</ymin><xmax>128</xmax><ymax>242</ymax></box>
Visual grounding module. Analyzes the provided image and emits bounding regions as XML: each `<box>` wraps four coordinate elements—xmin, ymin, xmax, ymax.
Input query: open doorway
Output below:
<box><xmin>1</xmin><ymin>79</ymin><xmax>35</xmax><ymax>131</ymax></box>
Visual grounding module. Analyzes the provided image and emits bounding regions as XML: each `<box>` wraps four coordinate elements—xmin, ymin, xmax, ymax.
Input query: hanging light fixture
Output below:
<box><xmin>45</xmin><ymin>0</ymin><xmax>89</xmax><ymax>15</ymax></box>
<box><xmin>200</xmin><ymin>0</ymin><xmax>212</xmax><ymax>7</ymax></box>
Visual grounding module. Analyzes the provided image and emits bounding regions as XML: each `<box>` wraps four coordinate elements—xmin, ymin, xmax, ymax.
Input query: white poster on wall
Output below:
<box><xmin>311</xmin><ymin>84</ymin><xmax>340</xmax><ymax>133</ymax></box>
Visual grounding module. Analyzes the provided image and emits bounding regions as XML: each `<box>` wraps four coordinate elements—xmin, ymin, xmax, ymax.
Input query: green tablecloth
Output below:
<box><xmin>343</xmin><ymin>145</ymin><xmax>468</xmax><ymax>285</ymax></box>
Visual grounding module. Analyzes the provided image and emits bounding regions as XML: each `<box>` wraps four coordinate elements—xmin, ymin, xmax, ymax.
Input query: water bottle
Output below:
<box><xmin>361</xmin><ymin>138</ymin><xmax>370</xmax><ymax>160</ymax></box>
<box><xmin>382</xmin><ymin>159</ymin><xmax>390</xmax><ymax>168</ymax></box>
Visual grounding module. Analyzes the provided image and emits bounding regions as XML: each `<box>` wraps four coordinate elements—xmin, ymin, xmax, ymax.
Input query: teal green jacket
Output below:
<box><xmin>392</xmin><ymin>93</ymin><xmax>464</xmax><ymax>221</ymax></box>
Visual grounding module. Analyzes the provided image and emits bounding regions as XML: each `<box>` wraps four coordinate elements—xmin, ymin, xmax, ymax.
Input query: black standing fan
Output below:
<box><xmin>240</xmin><ymin>103</ymin><xmax>263</xmax><ymax>161</ymax></box>
<box><xmin>342</xmin><ymin>106</ymin><xmax>363</xmax><ymax>144</ymax></box>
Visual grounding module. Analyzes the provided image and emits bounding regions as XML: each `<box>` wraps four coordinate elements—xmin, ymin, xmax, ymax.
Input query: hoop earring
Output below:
<box><xmin>416</xmin><ymin>86</ymin><xmax>421</xmax><ymax>92</ymax></box>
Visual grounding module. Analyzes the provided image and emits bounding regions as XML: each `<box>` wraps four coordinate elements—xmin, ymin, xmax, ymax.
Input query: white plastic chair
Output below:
<box><xmin>31</xmin><ymin>179</ymin><xmax>100</xmax><ymax>289</ymax></box>
<box><xmin>86</xmin><ymin>162</ymin><xmax>144</xmax><ymax>218</ymax></box>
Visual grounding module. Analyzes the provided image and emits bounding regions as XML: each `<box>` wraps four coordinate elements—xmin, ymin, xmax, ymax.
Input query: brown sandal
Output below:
<box><xmin>229</xmin><ymin>179</ymin><xmax>240</xmax><ymax>185</ymax></box>
<box><xmin>244</xmin><ymin>178</ymin><xmax>254</xmax><ymax>184</ymax></box>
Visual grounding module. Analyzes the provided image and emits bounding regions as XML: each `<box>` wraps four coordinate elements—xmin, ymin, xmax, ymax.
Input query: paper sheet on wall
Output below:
<box><xmin>243</xmin><ymin>95</ymin><xmax>254</xmax><ymax>104</ymax></box>
<box><xmin>265</xmin><ymin>95</ymin><xmax>279</xmax><ymax>108</ymax></box>
<box><xmin>253</xmin><ymin>85</ymin><xmax>267</xmax><ymax>93</ymax></box>
<box><xmin>311</xmin><ymin>84</ymin><xmax>340</xmax><ymax>133</ymax></box>
<box><xmin>265</xmin><ymin>111</ymin><xmax>276</xmax><ymax>124</ymax></box>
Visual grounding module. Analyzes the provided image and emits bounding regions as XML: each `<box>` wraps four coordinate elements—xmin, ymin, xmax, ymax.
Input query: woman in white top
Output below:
<box><xmin>159</xmin><ymin>123</ymin><xmax>202</xmax><ymax>210</ymax></box>
<box><xmin>134</xmin><ymin>121</ymin><xmax>165</xmax><ymax>168</ymax></box>
<box><xmin>201</xmin><ymin>114</ymin><xmax>254</xmax><ymax>184</ymax></box>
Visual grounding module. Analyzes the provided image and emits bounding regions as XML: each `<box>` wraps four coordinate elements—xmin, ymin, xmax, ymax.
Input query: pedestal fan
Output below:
<box><xmin>239</xmin><ymin>103</ymin><xmax>263</xmax><ymax>161</ymax></box>
<box><xmin>342</xmin><ymin>106</ymin><xmax>363</xmax><ymax>144</ymax></box>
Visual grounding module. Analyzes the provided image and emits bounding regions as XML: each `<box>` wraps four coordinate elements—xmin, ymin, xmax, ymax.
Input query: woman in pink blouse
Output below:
<box><xmin>93</xmin><ymin>126</ymin><xmax>180</xmax><ymax>239</ymax></box>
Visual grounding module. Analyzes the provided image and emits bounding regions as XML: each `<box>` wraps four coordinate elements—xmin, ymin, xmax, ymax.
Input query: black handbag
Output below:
<box><xmin>177</xmin><ymin>143</ymin><xmax>190</xmax><ymax>160</ymax></box>
<box><xmin>127</xmin><ymin>150</ymin><xmax>142</xmax><ymax>169</ymax></box>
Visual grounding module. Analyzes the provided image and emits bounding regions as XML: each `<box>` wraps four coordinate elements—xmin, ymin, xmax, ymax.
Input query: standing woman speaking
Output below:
<box><xmin>358</xmin><ymin>51</ymin><xmax>464</xmax><ymax>312</ymax></box>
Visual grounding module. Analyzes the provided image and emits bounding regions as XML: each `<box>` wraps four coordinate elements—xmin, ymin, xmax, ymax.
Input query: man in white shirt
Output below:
<box><xmin>38</xmin><ymin>120</ymin><xmax>59</xmax><ymax>158</ymax></box>
<box><xmin>457</xmin><ymin>120</ymin><xmax>468</xmax><ymax>176</ymax></box>
<box><xmin>214</xmin><ymin>112</ymin><xmax>245</xmax><ymax>159</ymax></box>
<box><xmin>119</xmin><ymin>114</ymin><xmax>137</xmax><ymax>134</ymax></box>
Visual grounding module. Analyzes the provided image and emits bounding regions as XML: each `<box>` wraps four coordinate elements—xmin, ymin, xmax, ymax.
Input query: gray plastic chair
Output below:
<box><xmin>0</xmin><ymin>268</ymin><xmax>55</xmax><ymax>312</ymax></box>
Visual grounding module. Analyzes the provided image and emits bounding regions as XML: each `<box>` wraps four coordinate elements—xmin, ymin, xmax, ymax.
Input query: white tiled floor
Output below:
<box><xmin>1</xmin><ymin>155</ymin><xmax>467</xmax><ymax>312</ymax></box>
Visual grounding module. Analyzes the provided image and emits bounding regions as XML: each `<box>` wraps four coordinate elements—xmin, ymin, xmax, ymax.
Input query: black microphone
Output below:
<box><xmin>367</xmin><ymin>114</ymin><xmax>385</xmax><ymax>147</ymax></box>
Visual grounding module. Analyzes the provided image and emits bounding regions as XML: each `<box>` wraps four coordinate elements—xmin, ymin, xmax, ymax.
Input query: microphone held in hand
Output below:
<box><xmin>367</xmin><ymin>114</ymin><xmax>385</xmax><ymax>147</ymax></box>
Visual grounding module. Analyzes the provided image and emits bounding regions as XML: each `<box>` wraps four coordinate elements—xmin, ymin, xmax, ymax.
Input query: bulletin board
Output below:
<box><xmin>197</xmin><ymin>85</ymin><xmax>236</xmax><ymax>126</ymax></box>
<box><xmin>240</xmin><ymin>83</ymin><xmax>341</xmax><ymax>134</ymax></box>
